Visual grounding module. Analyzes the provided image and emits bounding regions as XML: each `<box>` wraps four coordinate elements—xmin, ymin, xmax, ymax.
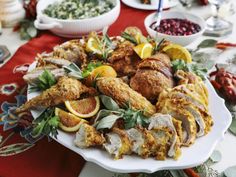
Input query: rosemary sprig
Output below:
<box><xmin>121</xmin><ymin>32</ymin><xmax>138</xmax><ymax>45</ymax></box>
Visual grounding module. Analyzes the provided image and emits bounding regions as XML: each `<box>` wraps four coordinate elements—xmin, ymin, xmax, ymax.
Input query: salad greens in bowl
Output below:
<box><xmin>34</xmin><ymin>0</ymin><xmax>120</xmax><ymax>38</ymax></box>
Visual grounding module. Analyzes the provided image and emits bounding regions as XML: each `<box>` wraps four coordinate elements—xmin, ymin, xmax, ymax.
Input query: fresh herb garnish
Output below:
<box><xmin>29</xmin><ymin>69</ymin><xmax>57</xmax><ymax>92</ymax></box>
<box><xmin>121</xmin><ymin>32</ymin><xmax>138</xmax><ymax>45</ymax></box>
<box><xmin>94</xmin><ymin>95</ymin><xmax>149</xmax><ymax>130</ymax></box>
<box><xmin>171</xmin><ymin>59</ymin><xmax>209</xmax><ymax>80</ymax></box>
<box><xmin>63</xmin><ymin>63</ymin><xmax>84</xmax><ymax>79</ymax></box>
<box><xmin>153</xmin><ymin>38</ymin><xmax>166</xmax><ymax>53</ymax></box>
<box><xmin>82</xmin><ymin>62</ymin><xmax>102</xmax><ymax>78</ymax></box>
<box><xmin>31</xmin><ymin>108</ymin><xmax>59</xmax><ymax>139</ymax></box>
<box><xmin>100</xmin><ymin>33</ymin><xmax>115</xmax><ymax>60</ymax></box>
<box><xmin>63</xmin><ymin>62</ymin><xmax>102</xmax><ymax>79</ymax></box>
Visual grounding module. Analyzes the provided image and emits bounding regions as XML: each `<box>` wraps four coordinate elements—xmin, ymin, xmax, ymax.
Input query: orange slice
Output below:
<box><xmin>65</xmin><ymin>96</ymin><xmax>100</xmax><ymax>118</ymax></box>
<box><xmin>55</xmin><ymin>108</ymin><xmax>88</xmax><ymax>132</ymax></box>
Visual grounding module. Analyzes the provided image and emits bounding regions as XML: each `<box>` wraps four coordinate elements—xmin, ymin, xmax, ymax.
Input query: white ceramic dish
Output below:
<box><xmin>144</xmin><ymin>11</ymin><xmax>206</xmax><ymax>46</ymax></box>
<box><xmin>34</xmin><ymin>0</ymin><xmax>120</xmax><ymax>38</ymax></box>
<box><xmin>28</xmin><ymin>61</ymin><xmax>231</xmax><ymax>173</ymax></box>
<box><xmin>121</xmin><ymin>0</ymin><xmax>179</xmax><ymax>10</ymax></box>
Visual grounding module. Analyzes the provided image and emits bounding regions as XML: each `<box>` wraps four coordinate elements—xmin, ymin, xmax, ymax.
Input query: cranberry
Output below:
<box><xmin>150</xmin><ymin>18</ymin><xmax>201</xmax><ymax>36</ymax></box>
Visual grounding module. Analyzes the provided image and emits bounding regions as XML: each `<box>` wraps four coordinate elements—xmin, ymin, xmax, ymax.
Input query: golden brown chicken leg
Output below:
<box><xmin>96</xmin><ymin>77</ymin><xmax>156</xmax><ymax>116</ymax></box>
<box><xmin>16</xmin><ymin>76</ymin><xmax>96</xmax><ymax>113</ymax></box>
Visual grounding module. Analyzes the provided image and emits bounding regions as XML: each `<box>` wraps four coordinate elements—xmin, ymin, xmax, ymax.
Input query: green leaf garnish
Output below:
<box><xmin>171</xmin><ymin>59</ymin><xmax>209</xmax><ymax>80</ymax></box>
<box><xmin>31</xmin><ymin>108</ymin><xmax>59</xmax><ymax>139</ymax></box>
<box><xmin>100</xmin><ymin>95</ymin><xmax>120</xmax><ymax>111</ymax></box>
<box><xmin>82</xmin><ymin>62</ymin><xmax>102</xmax><ymax>78</ymax></box>
<box><xmin>96</xmin><ymin>114</ymin><xmax>122</xmax><ymax>130</ymax></box>
<box><xmin>63</xmin><ymin>63</ymin><xmax>84</xmax><ymax>79</ymax></box>
<box><xmin>95</xmin><ymin>96</ymin><xmax>149</xmax><ymax>130</ymax></box>
<box><xmin>29</xmin><ymin>69</ymin><xmax>57</xmax><ymax>92</ymax></box>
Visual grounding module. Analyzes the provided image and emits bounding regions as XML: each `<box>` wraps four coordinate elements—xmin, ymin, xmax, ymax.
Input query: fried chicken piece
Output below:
<box><xmin>126</xmin><ymin>127</ymin><xmax>156</xmax><ymax>159</ymax></box>
<box><xmin>175</xmin><ymin>70</ymin><xmax>202</xmax><ymax>85</ymax></box>
<box><xmin>15</xmin><ymin>76</ymin><xmax>96</xmax><ymax>113</ymax></box>
<box><xmin>53</xmin><ymin>40</ymin><xmax>87</xmax><ymax>67</ymax></box>
<box><xmin>23</xmin><ymin>66</ymin><xmax>66</xmax><ymax>85</ymax></box>
<box><xmin>37</xmin><ymin>40</ymin><xmax>87</xmax><ymax>68</ymax></box>
<box><xmin>148</xmin><ymin>114</ymin><xmax>182</xmax><ymax>160</ymax></box>
<box><xmin>130</xmin><ymin>53</ymin><xmax>174</xmax><ymax>101</ymax></box>
<box><xmin>74</xmin><ymin>123</ymin><xmax>105</xmax><ymax>148</ymax></box>
<box><xmin>131</xmin><ymin>70</ymin><xmax>174</xmax><ymax>101</ymax></box>
<box><xmin>139</xmin><ymin>53</ymin><xmax>172</xmax><ymax>70</ymax></box>
<box><xmin>108</xmin><ymin>41</ymin><xmax>140</xmax><ymax>76</ymax></box>
<box><xmin>96</xmin><ymin>77</ymin><xmax>156</xmax><ymax>117</ymax></box>
<box><xmin>103</xmin><ymin>128</ymin><xmax>132</xmax><ymax>159</ymax></box>
<box><xmin>156</xmin><ymin>82</ymin><xmax>213</xmax><ymax>145</ymax></box>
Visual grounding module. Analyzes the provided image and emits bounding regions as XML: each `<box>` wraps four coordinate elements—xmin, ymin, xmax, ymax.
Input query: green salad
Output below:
<box><xmin>43</xmin><ymin>0</ymin><xmax>114</xmax><ymax>20</ymax></box>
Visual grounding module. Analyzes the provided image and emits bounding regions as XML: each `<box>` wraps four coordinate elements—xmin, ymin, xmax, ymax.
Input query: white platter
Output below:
<box><xmin>121</xmin><ymin>0</ymin><xmax>179</xmax><ymax>10</ymax></box>
<box><xmin>28</xmin><ymin>62</ymin><xmax>232</xmax><ymax>173</ymax></box>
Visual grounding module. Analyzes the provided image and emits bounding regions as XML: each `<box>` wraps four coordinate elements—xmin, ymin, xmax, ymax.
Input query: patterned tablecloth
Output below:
<box><xmin>0</xmin><ymin>2</ymin><xmax>236</xmax><ymax>177</ymax></box>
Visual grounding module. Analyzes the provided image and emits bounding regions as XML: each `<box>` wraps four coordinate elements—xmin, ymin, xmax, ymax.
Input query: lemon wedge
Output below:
<box><xmin>91</xmin><ymin>65</ymin><xmax>117</xmax><ymax>78</ymax></box>
<box><xmin>86</xmin><ymin>37</ymin><xmax>102</xmax><ymax>55</ymax></box>
<box><xmin>162</xmin><ymin>44</ymin><xmax>192</xmax><ymax>63</ymax></box>
<box><xmin>134</xmin><ymin>43</ymin><xmax>153</xmax><ymax>59</ymax></box>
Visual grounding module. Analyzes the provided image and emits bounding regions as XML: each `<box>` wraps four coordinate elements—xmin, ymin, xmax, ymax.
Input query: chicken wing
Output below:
<box><xmin>96</xmin><ymin>77</ymin><xmax>156</xmax><ymax>116</ymax></box>
<box><xmin>16</xmin><ymin>76</ymin><xmax>97</xmax><ymax>113</ymax></box>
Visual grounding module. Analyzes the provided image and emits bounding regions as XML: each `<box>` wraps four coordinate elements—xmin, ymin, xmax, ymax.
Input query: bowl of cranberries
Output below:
<box><xmin>144</xmin><ymin>11</ymin><xmax>205</xmax><ymax>46</ymax></box>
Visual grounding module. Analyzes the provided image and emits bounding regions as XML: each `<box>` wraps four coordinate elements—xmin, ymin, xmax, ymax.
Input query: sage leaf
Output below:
<box><xmin>100</xmin><ymin>95</ymin><xmax>120</xmax><ymax>111</ymax></box>
<box><xmin>96</xmin><ymin>114</ymin><xmax>121</xmax><ymax>130</ymax></box>
<box><xmin>63</xmin><ymin>63</ymin><xmax>84</xmax><ymax>79</ymax></box>
<box><xmin>210</xmin><ymin>150</ymin><xmax>222</xmax><ymax>163</ymax></box>
<box><xmin>224</xmin><ymin>166</ymin><xmax>236</xmax><ymax>177</ymax></box>
<box><xmin>0</xmin><ymin>143</ymin><xmax>34</xmax><ymax>156</ymax></box>
<box><xmin>94</xmin><ymin>109</ymin><xmax>116</xmax><ymax>123</ymax></box>
<box><xmin>229</xmin><ymin>118</ymin><xmax>236</xmax><ymax>136</ymax></box>
<box><xmin>197</xmin><ymin>39</ymin><xmax>218</xmax><ymax>50</ymax></box>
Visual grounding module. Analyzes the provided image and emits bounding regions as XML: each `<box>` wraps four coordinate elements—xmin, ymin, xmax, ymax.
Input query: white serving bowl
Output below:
<box><xmin>144</xmin><ymin>11</ymin><xmax>206</xmax><ymax>46</ymax></box>
<box><xmin>34</xmin><ymin>0</ymin><xmax>120</xmax><ymax>38</ymax></box>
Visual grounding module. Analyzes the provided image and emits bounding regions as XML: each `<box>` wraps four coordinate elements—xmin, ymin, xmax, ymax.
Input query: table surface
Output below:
<box><xmin>1</xmin><ymin>2</ymin><xmax>236</xmax><ymax>177</ymax></box>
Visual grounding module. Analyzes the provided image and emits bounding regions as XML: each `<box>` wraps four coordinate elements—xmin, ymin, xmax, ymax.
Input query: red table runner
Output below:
<box><xmin>0</xmin><ymin>3</ymin><xmax>152</xmax><ymax>177</ymax></box>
